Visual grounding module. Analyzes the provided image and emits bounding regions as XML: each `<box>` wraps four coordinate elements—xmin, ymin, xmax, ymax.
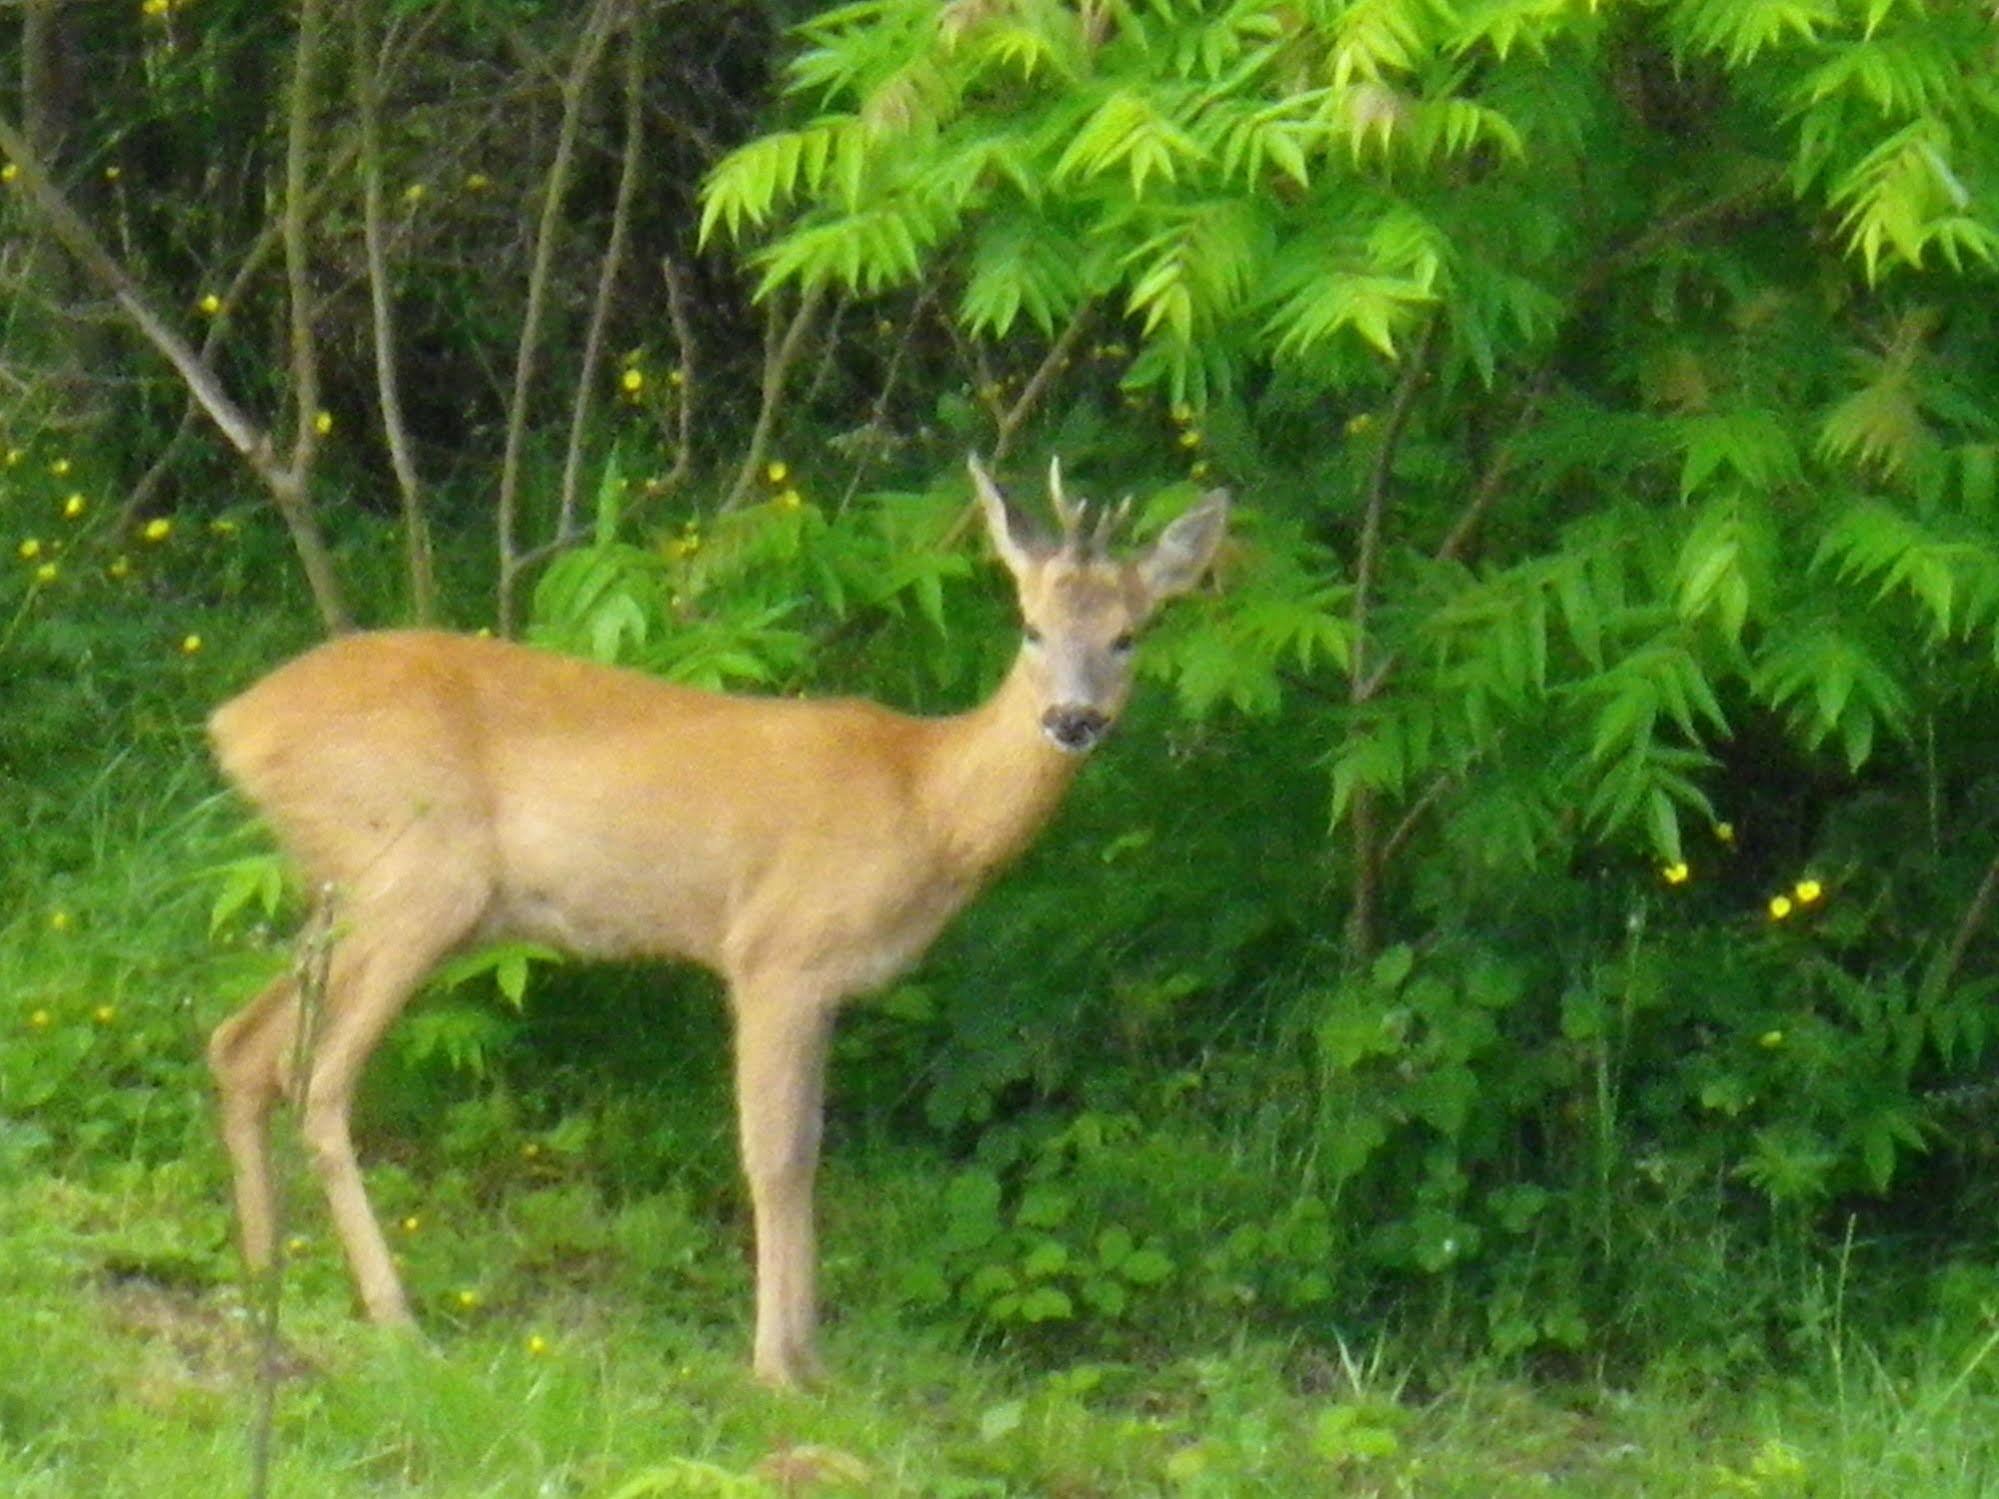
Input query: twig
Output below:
<box><xmin>496</xmin><ymin>0</ymin><xmax>622</xmax><ymax>634</ymax></box>
<box><xmin>722</xmin><ymin>282</ymin><xmax>826</xmax><ymax>512</ymax></box>
<box><xmin>1343</xmin><ymin>318</ymin><xmax>1437</xmax><ymax>964</ymax></box>
<box><xmin>837</xmin><ymin>280</ymin><xmax>938</xmax><ymax>513</ymax></box>
<box><xmin>246</xmin><ymin>889</ymin><xmax>334</xmax><ymax>1499</ymax></box>
<box><xmin>556</xmin><ymin>18</ymin><xmax>644</xmax><ymax>545</ymax></box>
<box><xmin>1932</xmin><ymin>849</ymin><xmax>1999</xmax><ymax>999</ymax></box>
<box><xmin>355</xmin><ymin>0</ymin><xmax>436</xmax><ymax>622</ymax></box>
<box><xmin>992</xmin><ymin>302</ymin><xmax>1095</xmax><ymax>466</ymax></box>
<box><xmin>282</xmin><ymin>0</ymin><xmax>326</xmax><ymax>481</ymax></box>
<box><xmin>0</xmin><ymin>110</ymin><xmax>351</xmax><ymax>630</ymax></box>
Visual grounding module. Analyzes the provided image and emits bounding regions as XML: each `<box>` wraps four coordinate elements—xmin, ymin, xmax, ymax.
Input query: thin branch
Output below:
<box><xmin>557</xmin><ymin>16</ymin><xmax>644</xmax><ymax>544</ymax></box>
<box><xmin>1341</xmin><ymin>318</ymin><xmax>1438</xmax><ymax>965</ymax></box>
<box><xmin>993</xmin><ymin>301</ymin><xmax>1095</xmax><ymax>466</ymax></box>
<box><xmin>496</xmin><ymin>0</ymin><xmax>621</xmax><ymax>635</ymax></box>
<box><xmin>0</xmin><ymin>108</ymin><xmax>350</xmax><ymax>630</ymax></box>
<box><xmin>355</xmin><ymin>0</ymin><xmax>435</xmax><ymax>622</ymax></box>
<box><xmin>837</xmin><ymin>279</ymin><xmax>938</xmax><ymax>512</ymax></box>
<box><xmin>1932</xmin><ymin>849</ymin><xmax>1999</xmax><ymax>999</ymax></box>
<box><xmin>1349</xmin><ymin>316</ymin><xmax>1437</xmax><ymax>701</ymax></box>
<box><xmin>118</xmin><ymin>138</ymin><xmax>360</xmax><ymax>531</ymax></box>
<box><xmin>282</xmin><ymin>0</ymin><xmax>325</xmax><ymax>478</ymax></box>
<box><xmin>722</xmin><ymin>282</ymin><xmax>826</xmax><ymax>512</ymax></box>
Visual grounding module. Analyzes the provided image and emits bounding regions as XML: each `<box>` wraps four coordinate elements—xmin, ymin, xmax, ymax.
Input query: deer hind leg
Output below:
<box><xmin>209</xmin><ymin>973</ymin><xmax>308</xmax><ymax>1279</ymax></box>
<box><xmin>296</xmin><ymin>877</ymin><xmax>490</xmax><ymax>1326</ymax></box>
<box><xmin>730</xmin><ymin>982</ymin><xmax>838</xmax><ymax>1388</ymax></box>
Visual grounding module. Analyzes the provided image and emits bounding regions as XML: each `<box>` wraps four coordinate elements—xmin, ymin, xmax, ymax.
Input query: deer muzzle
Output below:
<box><xmin>1041</xmin><ymin>705</ymin><xmax>1109</xmax><ymax>754</ymax></box>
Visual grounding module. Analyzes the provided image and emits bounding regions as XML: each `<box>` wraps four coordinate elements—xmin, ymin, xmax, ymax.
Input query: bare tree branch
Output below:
<box><xmin>496</xmin><ymin>0</ymin><xmax>621</xmax><ymax>634</ymax></box>
<box><xmin>355</xmin><ymin>0</ymin><xmax>436</xmax><ymax>622</ymax></box>
<box><xmin>722</xmin><ymin>282</ymin><xmax>826</xmax><ymax>512</ymax></box>
<box><xmin>557</xmin><ymin>16</ymin><xmax>644</xmax><ymax>544</ymax></box>
<box><xmin>0</xmin><ymin>107</ymin><xmax>350</xmax><ymax>631</ymax></box>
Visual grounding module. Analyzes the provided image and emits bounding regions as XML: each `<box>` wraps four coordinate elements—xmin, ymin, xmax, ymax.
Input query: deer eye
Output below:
<box><xmin>1111</xmin><ymin>632</ymin><xmax>1136</xmax><ymax>654</ymax></box>
<box><xmin>1023</xmin><ymin>626</ymin><xmax>1044</xmax><ymax>647</ymax></box>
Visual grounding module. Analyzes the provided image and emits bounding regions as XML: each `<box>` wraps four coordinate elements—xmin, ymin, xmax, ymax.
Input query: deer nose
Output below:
<box><xmin>1041</xmin><ymin>705</ymin><xmax>1109</xmax><ymax>754</ymax></box>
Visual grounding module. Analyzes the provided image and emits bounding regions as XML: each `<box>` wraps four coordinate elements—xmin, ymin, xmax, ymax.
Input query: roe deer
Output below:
<box><xmin>206</xmin><ymin>454</ymin><xmax>1228</xmax><ymax>1386</ymax></box>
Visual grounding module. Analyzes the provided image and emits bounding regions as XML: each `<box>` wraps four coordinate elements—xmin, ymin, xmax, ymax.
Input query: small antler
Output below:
<box><xmin>1090</xmin><ymin>495</ymin><xmax>1133</xmax><ymax>555</ymax></box>
<box><xmin>1047</xmin><ymin>455</ymin><xmax>1086</xmax><ymax>554</ymax></box>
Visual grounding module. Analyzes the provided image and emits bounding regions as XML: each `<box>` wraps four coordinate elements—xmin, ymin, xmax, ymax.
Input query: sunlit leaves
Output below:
<box><xmin>1674</xmin><ymin>493</ymin><xmax>1777</xmax><ymax>646</ymax></box>
<box><xmin>960</xmin><ymin>212</ymin><xmax>1090</xmax><ymax>336</ymax></box>
<box><xmin>699</xmin><ymin>118</ymin><xmax>871</xmax><ymax>243</ymax></box>
<box><xmin>1669</xmin><ymin>0</ymin><xmax>1839</xmax><ymax>66</ymax></box>
<box><xmin>1753</xmin><ymin>620</ymin><xmax>1910</xmax><ymax>769</ymax></box>
<box><xmin>1825</xmin><ymin>120</ymin><xmax>1996</xmax><ymax>281</ymax></box>
<box><xmin>1052</xmin><ymin>88</ymin><xmax>1208</xmax><ymax>197</ymax></box>
<box><xmin>1678</xmin><ymin>409</ymin><xmax>1804</xmax><ymax>500</ymax></box>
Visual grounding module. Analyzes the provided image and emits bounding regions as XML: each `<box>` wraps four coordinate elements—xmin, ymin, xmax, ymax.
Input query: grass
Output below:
<box><xmin>4</xmin><ymin>1194</ymin><xmax>1999</xmax><ymax>1499</ymax></box>
<box><xmin>6</xmin><ymin>597</ymin><xmax>1999</xmax><ymax>1496</ymax></box>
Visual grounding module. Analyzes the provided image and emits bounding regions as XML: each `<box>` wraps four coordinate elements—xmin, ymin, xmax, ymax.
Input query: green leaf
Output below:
<box><xmin>1117</xmin><ymin>1246</ymin><xmax>1174</xmax><ymax>1286</ymax></box>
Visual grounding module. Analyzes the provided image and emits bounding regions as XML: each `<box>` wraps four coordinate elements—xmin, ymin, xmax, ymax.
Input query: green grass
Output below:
<box><xmin>5</xmin><ymin>1181</ymin><xmax>1999</xmax><ymax>1499</ymax></box>
<box><xmin>6</xmin><ymin>603</ymin><xmax>1999</xmax><ymax>1496</ymax></box>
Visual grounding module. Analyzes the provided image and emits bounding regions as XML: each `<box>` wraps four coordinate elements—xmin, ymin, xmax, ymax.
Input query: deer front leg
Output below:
<box><xmin>731</xmin><ymin>985</ymin><xmax>836</xmax><ymax>1388</ymax></box>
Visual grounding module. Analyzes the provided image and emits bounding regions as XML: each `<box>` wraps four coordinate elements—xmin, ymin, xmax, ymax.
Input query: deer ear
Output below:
<box><xmin>969</xmin><ymin>453</ymin><xmax>1047</xmax><ymax>577</ymax></box>
<box><xmin>1137</xmin><ymin>490</ymin><xmax>1229</xmax><ymax>600</ymax></box>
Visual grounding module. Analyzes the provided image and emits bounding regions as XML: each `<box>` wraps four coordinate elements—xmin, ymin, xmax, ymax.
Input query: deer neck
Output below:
<box><xmin>916</xmin><ymin>650</ymin><xmax>1084</xmax><ymax>883</ymax></box>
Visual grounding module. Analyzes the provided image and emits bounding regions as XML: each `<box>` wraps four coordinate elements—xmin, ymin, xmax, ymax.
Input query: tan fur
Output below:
<box><xmin>205</xmin><ymin>460</ymin><xmax>1227</xmax><ymax>1386</ymax></box>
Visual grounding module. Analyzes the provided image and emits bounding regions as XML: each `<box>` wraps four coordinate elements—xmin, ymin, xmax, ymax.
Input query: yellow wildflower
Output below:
<box><xmin>62</xmin><ymin>493</ymin><xmax>86</xmax><ymax>519</ymax></box>
<box><xmin>1715</xmin><ymin>822</ymin><xmax>1735</xmax><ymax>844</ymax></box>
<box><xmin>143</xmin><ymin>517</ymin><xmax>172</xmax><ymax>542</ymax></box>
<box><xmin>403</xmin><ymin>182</ymin><xmax>427</xmax><ymax>204</ymax></box>
<box><xmin>465</xmin><ymin>172</ymin><xmax>491</xmax><ymax>192</ymax></box>
<box><xmin>1178</xmin><ymin>428</ymin><xmax>1203</xmax><ymax>449</ymax></box>
<box><xmin>455</xmin><ymin>1289</ymin><xmax>481</xmax><ymax>1310</ymax></box>
<box><xmin>1345</xmin><ymin>413</ymin><xmax>1375</xmax><ymax>436</ymax></box>
<box><xmin>105</xmin><ymin>165</ymin><xmax>121</xmax><ymax>182</ymax></box>
<box><xmin>35</xmin><ymin>562</ymin><xmax>57</xmax><ymax>584</ymax></box>
<box><xmin>0</xmin><ymin>163</ymin><xmax>16</xmax><ymax>185</ymax></box>
<box><xmin>18</xmin><ymin>538</ymin><xmax>42</xmax><ymax>560</ymax></box>
<box><xmin>1794</xmin><ymin>879</ymin><xmax>1823</xmax><ymax>905</ymax></box>
<box><xmin>209</xmin><ymin>518</ymin><xmax>239</xmax><ymax>536</ymax></box>
<box><xmin>286</xmin><ymin>1236</ymin><xmax>310</xmax><ymax>1256</ymax></box>
<box><xmin>777</xmin><ymin>488</ymin><xmax>803</xmax><ymax>511</ymax></box>
<box><xmin>621</xmin><ymin>368</ymin><xmax>645</xmax><ymax>394</ymax></box>
<box><xmin>1190</xmin><ymin>460</ymin><xmax>1212</xmax><ymax>481</ymax></box>
<box><xmin>401</xmin><ymin>1214</ymin><xmax>421</xmax><ymax>1233</ymax></box>
<box><xmin>142</xmin><ymin>0</ymin><xmax>169</xmax><ymax>16</ymax></box>
<box><xmin>93</xmin><ymin>1005</ymin><xmax>116</xmax><ymax>1026</ymax></box>
<box><xmin>28</xmin><ymin>1009</ymin><xmax>52</xmax><ymax>1030</ymax></box>
<box><xmin>668</xmin><ymin>368</ymin><xmax>685</xmax><ymax>387</ymax></box>
<box><xmin>197</xmin><ymin>293</ymin><xmax>221</xmax><ymax>316</ymax></box>
<box><xmin>49</xmin><ymin>457</ymin><xmax>70</xmax><ymax>477</ymax></box>
<box><xmin>107</xmin><ymin>556</ymin><xmax>132</xmax><ymax>580</ymax></box>
<box><xmin>4</xmin><ymin>449</ymin><xmax>21</xmax><ymax>466</ymax></box>
<box><xmin>181</xmin><ymin>634</ymin><xmax>203</xmax><ymax>655</ymax></box>
<box><xmin>525</xmin><ymin>1334</ymin><xmax>550</xmax><ymax>1356</ymax></box>
<box><xmin>1768</xmin><ymin>894</ymin><xmax>1793</xmax><ymax>921</ymax></box>
<box><xmin>1662</xmin><ymin>861</ymin><xmax>1690</xmax><ymax>886</ymax></box>
<box><xmin>313</xmin><ymin>409</ymin><xmax>333</xmax><ymax>436</ymax></box>
<box><xmin>766</xmin><ymin>460</ymin><xmax>788</xmax><ymax>484</ymax></box>
<box><xmin>48</xmin><ymin>910</ymin><xmax>71</xmax><ymax>933</ymax></box>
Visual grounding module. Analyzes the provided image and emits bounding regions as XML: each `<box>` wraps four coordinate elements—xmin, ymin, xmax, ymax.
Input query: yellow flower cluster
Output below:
<box><xmin>1767</xmin><ymin>878</ymin><xmax>1824</xmax><ymax>923</ymax></box>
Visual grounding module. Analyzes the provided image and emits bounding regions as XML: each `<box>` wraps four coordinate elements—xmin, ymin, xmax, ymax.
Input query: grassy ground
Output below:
<box><xmin>5</xmin><ymin>617</ymin><xmax>1999</xmax><ymax>1496</ymax></box>
<box><xmin>3</xmin><ymin>1177</ymin><xmax>1998</xmax><ymax>1499</ymax></box>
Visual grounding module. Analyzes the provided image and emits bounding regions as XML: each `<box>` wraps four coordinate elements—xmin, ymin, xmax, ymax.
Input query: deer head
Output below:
<box><xmin>970</xmin><ymin>453</ymin><xmax>1229</xmax><ymax>755</ymax></box>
